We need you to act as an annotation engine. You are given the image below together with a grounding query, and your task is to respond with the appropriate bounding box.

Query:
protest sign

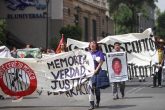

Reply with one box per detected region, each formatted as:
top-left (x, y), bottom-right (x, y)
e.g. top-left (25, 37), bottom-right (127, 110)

top-left (0, 50), bottom-right (94, 97)
top-left (106, 52), bottom-right (128, 82)
top-left (17, 48), bottom-right (42, 58)
top-left (0, 46), bottom-right (12, 58)
top-left (67, 28), bottom-right (157, 78)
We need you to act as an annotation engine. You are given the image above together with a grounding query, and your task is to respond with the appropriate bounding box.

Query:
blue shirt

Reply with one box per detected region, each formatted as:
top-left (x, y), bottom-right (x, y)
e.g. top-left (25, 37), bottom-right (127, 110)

top-left (91, 50), bottom-right (105, 69)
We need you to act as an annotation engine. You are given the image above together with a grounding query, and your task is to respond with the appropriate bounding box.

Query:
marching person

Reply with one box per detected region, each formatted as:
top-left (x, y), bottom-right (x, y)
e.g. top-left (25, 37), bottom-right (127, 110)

top-left (112, 42), bottom-right (126, 100)
top-left (10, 46), bottom-right (17, 58)
top-left (56, 42), bottom-right (67, 54)
top-left (26, 44), bottom-right (31, 48)
top-left (88, 41), bottom-right (105, 110)
top-left (152, 38), bottom-right (165, 88)
top-left (46, 48), bottom-right (55, 55)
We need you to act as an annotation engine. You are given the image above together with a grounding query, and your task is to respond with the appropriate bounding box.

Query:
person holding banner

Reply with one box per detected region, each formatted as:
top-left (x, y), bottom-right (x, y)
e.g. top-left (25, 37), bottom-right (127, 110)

top-left (46, 48), bottom-right (55, 55)
top-left (152, 39), bottom-right (165, 88)
top-left (56, 43), bottom-right (67, 54)
top-left (112, 42), bottom-right (126, 100)
top-left (10, 46), bottom-right (17, 58)
top-left (88, 41), bottom-right (105, 110)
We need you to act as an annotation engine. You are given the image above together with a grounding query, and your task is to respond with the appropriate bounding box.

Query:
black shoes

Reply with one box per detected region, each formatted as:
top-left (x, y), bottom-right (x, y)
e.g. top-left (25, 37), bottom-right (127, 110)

top-left (0, 95), bottom-right (5, 100)
top-left (95, 102), bottom-right (99, 108)
top-left (88, 101), bottom-right (100, 110)
top-left (151, 85), bottom-right (162, 88)
top-left (139, 79), bottom-right (145, 82)
top-left (122, 92), bottom-right (125, 99)
top-left (151, 86), bottom-right (156, 88)
top-left (113, 94), bottom-right (125, 100)
top-left (122, 94), bottom-right (124, 99)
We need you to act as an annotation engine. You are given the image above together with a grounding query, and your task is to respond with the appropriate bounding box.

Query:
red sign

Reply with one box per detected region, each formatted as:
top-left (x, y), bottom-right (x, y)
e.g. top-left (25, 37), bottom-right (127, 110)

top-left (0, 61), bottom-right (37, 96)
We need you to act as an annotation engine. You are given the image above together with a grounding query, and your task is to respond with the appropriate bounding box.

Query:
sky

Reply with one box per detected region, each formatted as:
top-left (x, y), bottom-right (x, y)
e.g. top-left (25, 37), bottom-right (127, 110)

top-left (156, 0), bottom-right (165, 12)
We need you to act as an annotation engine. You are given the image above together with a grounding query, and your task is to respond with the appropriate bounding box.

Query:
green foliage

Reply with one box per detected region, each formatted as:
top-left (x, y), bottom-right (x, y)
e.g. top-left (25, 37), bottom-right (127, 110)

top-left (0, 20), bottom-right (6, 44)
top-left (50, 25), bottom-right (82, 48)
top-left (157, 12), bottom-right (165, 28)
top-left (115, 4), bottom-right (132, 34)
top-left (108, 0), bottom-right (157, 34)
top-left (59, 25), bottom-right (82, 41)
top-left (156, 11), bottom-right (165, 37)
top-left (50, 33), bottom-right (61, 49)
top-left (116, 4), bottom-right (132, 23)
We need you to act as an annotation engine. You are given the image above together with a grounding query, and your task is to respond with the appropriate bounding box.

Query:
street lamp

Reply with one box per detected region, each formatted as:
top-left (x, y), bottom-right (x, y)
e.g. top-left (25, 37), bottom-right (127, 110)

top-left (137, 12), bottom-right (142, 33)
top-left (46, 0), bottom-right (49, 49)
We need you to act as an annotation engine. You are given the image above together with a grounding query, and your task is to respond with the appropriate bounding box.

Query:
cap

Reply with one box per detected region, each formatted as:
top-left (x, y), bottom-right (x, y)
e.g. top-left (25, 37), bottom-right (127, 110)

top-left (158, 39), bottom-right (165, 43)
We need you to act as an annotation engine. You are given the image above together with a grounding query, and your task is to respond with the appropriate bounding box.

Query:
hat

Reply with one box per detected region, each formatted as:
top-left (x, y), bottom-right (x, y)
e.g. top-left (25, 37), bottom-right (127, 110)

top-left (158, 39), bottom-right (165, 43)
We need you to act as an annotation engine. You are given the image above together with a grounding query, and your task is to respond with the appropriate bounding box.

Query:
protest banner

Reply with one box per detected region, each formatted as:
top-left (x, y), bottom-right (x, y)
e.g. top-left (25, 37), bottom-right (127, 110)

top-left (106, 52), bottom-right (128, 82)
top-left (0, 50), bottom-right (94, 97)
top-left (17, 48), bottom-right (42, 58)
top-left (0, 46), bottom-right (12, 58)
top-left (67, 28), bottom-right (157, 78)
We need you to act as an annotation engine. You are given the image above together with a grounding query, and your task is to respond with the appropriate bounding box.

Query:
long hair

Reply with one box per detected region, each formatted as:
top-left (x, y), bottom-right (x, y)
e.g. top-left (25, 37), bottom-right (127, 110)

top-left (88, 41), bottom-right (99, 50)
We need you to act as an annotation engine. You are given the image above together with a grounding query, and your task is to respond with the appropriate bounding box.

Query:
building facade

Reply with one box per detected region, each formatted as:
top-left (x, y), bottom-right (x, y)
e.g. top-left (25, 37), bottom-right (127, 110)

top-left (0, 0), bottom-right (113, 48)
top-left (63, 0), bottom-right (113, 41)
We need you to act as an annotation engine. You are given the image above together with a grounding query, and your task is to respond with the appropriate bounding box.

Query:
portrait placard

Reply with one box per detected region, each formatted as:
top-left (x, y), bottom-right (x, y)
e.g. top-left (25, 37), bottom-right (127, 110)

top-left (106, 52), bottom-right (128, 82)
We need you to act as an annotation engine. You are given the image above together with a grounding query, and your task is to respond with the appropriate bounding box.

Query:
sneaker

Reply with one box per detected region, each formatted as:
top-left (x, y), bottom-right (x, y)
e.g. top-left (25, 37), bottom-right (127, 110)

top-left (158, 85), bottom-right (162, 88)
top-left (89, 101), bottom-right (94, 110)
top-left (95, 103), bottom-right (99, 108)
top-left (113, 95), bottom-right (119, 100)
top-left (151, 86), bottom-right (156, 88)
top-left (88, 106), bottom-right (94, 110)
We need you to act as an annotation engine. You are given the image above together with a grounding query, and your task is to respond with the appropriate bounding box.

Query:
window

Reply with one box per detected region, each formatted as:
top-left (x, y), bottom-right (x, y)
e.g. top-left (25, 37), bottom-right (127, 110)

top-left (92, 19), bottom-right (97, 41)
top-left (84, 17), bottom-right (88, 41)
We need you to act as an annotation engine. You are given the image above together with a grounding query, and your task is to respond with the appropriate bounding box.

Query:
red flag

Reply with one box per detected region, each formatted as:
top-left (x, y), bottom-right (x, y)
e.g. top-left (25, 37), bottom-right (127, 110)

top-left (55, 34), bottom-right (64, 54)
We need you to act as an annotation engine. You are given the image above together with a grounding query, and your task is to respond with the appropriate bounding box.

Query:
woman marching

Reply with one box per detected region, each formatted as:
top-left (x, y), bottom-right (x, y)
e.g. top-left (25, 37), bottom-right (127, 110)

top-left (88, 41), bottom-right (105, 110)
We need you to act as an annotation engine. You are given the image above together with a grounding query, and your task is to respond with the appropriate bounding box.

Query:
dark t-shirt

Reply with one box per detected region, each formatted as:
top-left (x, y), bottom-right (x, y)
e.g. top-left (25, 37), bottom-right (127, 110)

top-left (91, 50), bottom-right (105, 69)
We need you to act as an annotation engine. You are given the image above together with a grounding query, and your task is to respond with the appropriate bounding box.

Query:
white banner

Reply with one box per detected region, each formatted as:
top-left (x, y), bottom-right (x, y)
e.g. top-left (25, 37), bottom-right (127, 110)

top-left (106, 52), bottom-right (128, 82)
top-left (67, 28), bottom-right (157, 78)
top-left (0, 46), bottom-right (12, 58)
top-left (0, 50), bottom-right (94, 97)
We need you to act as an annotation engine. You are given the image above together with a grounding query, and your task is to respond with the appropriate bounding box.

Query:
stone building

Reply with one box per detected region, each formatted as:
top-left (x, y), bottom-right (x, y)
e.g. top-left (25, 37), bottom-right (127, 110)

top-left (0, 0), bottom-right (113, 48)
top-left (63, 0), bottom-right (113, 41)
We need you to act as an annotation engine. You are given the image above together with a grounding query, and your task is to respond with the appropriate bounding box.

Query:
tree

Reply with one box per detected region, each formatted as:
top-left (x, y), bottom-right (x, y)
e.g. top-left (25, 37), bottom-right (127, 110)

top-left (115, 4), bottom-right (132, 34)
top-left (59, 25), bottom-right (82, 42)
top-left (0, 19), bottom-right (6, 45)
top-left (108, 0), bottom-right (157, 34)
top-left (156, 11), bottom-right (165, 37)
top-left (50, 25), bottom-right (82, 48)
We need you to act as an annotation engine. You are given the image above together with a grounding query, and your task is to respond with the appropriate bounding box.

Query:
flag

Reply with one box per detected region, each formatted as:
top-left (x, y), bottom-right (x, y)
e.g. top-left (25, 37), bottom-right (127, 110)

top-left (55, 34), bottom-right (64, 54)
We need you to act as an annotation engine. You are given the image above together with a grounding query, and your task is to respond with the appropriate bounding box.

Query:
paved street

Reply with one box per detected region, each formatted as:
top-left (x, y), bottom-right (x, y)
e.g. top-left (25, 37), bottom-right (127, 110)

top-left (0, 77), bottom-right (165, 110)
